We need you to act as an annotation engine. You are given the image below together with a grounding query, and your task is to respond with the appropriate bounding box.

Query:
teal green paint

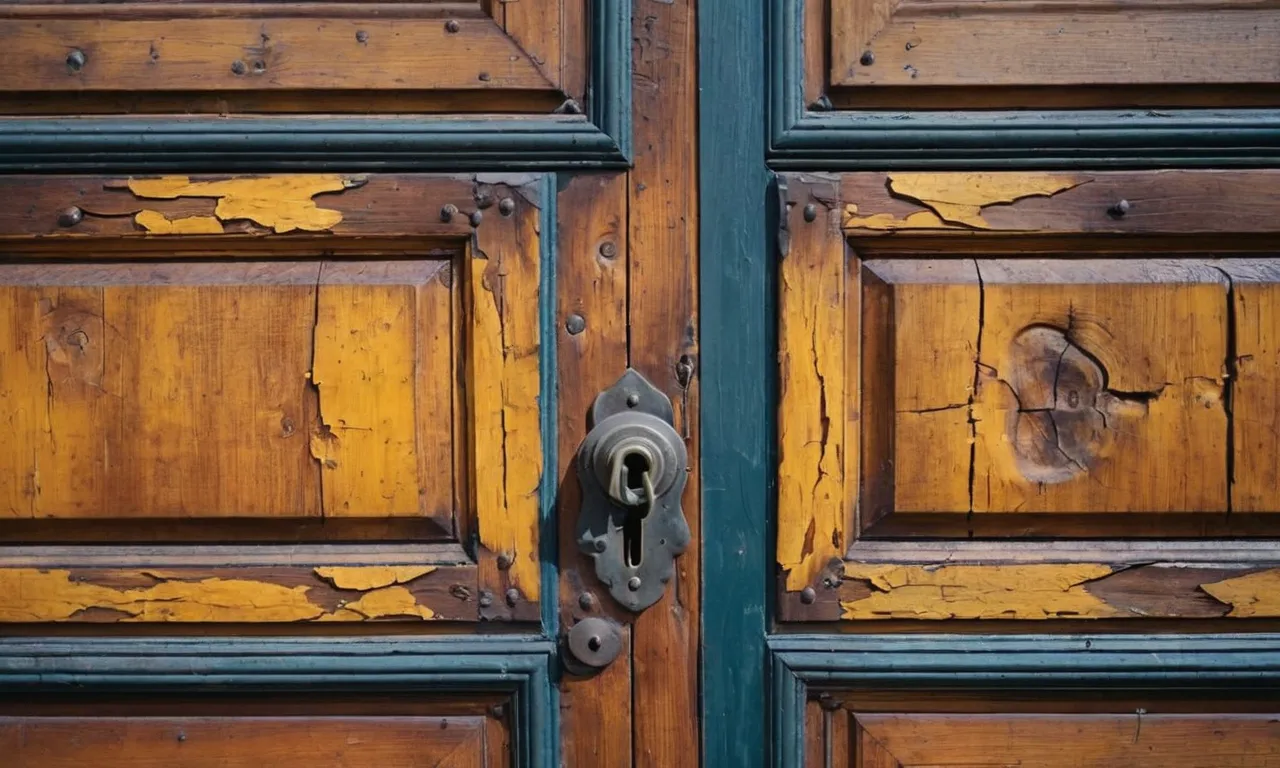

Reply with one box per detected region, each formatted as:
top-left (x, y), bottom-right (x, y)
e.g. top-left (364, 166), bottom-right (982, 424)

top-left (538, 173), bottom-right (562, 768)
top-left (770, 634), bottom-right (1280, 767)
top-left (0, 637), bottom-right (556, 767)
top-left (768, 0), bottom-right (1280, 168)
top-left (699, 0), bottom-right (770, 765)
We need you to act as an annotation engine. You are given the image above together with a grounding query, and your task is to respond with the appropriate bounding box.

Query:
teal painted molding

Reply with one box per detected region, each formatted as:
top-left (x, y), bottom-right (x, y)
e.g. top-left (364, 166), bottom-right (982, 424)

top-left (699, 0), bottom-right (771, 764)
top-left (770, 634), bottom-right (1280, 767)
top-left (0, 636), bottom-right (556, 767)
top-left (768, 0), bottom-right (1280, 168)
top-left (0, 0), bottom-right (629, 172)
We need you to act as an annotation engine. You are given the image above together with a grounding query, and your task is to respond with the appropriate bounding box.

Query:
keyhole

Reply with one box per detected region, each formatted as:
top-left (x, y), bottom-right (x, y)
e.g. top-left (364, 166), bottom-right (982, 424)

top-left (622, 451), bottom-right (651, 567)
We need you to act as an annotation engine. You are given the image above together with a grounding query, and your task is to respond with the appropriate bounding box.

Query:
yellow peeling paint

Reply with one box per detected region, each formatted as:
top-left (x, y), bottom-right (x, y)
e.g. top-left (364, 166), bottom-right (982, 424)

top-left (0, 568), bottom-right (444, 623)
top-left (844, 173), bottom-right (1084, 231)
top-left (1201, 569), bottom-right (1280, 617)
top-left (322, 586), bottom-right (436, 621)
top-left (134, 210), bottom-right (225, 235)
top-left (313, 565), bottom-right (437, 591)
top-left (840, 563), bottom-right (1118, 620)
top-left (127, 175), bottom-right (359, 233)
top-left (467, 220), bottom-right (541, 601)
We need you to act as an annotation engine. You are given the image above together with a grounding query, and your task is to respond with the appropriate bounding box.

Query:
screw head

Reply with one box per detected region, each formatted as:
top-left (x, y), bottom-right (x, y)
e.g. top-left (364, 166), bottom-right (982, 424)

top-left (440, 203), bottom-right (459, 222)
top-left (565, 313), bottom-right (586, 335)
top-left (231, 59), bottom-right (247, 75)
top-left (498, 197), bottom-right (516, 216)
top-left (802, 203), bottom-right (818, 223)
top-left (627, 576), bottom-right (642, 592)
top-left (860, 50), bottom-right (875, 66)
top-left (505, 588), bottom-right (520, 606)
top-left (625, 393), bottom-right (640, 407)
top-left (355, 30), bottom-right (369, 43)
top-left (445, 19), bottom-right (461, 33)
top-left (593, 539), bottom-right (607, 553)
top-left (578, 592), bottom-right (596, 611)
top-left (800, 586), bottom-right (817, 604)
top-left (56, 206), bottom-right (83, 228)
top-left (598, 241), bottom-right (618, 259)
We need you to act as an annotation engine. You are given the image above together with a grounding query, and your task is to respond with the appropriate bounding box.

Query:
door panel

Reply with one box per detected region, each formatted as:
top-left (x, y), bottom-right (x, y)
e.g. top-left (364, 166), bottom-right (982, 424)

top-left (0, 173), bottom-right (543, 624)
top-left (777, 170), bottom-right (1280, 623)
top-left (0, 0), bottom-right (585, 115)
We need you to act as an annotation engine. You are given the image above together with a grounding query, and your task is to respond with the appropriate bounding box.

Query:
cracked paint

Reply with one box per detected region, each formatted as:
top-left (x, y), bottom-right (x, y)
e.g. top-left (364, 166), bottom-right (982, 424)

top-left (841, 563), bottom-right (1119, 619)
top-left (845, 172), bottom-right (1085, 231)
top-left (0, 567), bottom-right (445, 623)
top-left (1200, 570), bottom-right (1280, 617)
top-left (128, 175), bottom-right (363, 234)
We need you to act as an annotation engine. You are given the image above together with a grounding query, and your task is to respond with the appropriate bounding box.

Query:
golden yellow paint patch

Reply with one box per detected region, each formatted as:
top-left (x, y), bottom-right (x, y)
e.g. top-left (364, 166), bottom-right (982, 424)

top-left (841, 563), bottom-right (1118, 620)
top-left (313, 565), bottom-right (437, 591)
top-left (1201, 570), bottom-right (1280, 617)
top-left (323, 586), bottom-right (436, 621)
top-left (134, 210), bottom-right (224, 235)
top-left (886, 173), bottom-right (1084, 229)
top-left (843, 204), bottom-right (955, 232)
top-left (127, 175), bottom-right (359, 233)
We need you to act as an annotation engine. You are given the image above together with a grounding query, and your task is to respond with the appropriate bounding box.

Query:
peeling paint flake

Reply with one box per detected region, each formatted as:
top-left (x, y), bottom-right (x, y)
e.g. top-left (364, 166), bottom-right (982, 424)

top-left (133, 210), bottom-right (225, 235)
top-left (841, 563), bottom-right (1118, 620)
top-left (845, 173), bottom-right (1084, 231)
top-left (313, 565), bottom-right (436, 591)
top-left (127, 174), bottom-right (363, 233)
top-left (321, 586), bottom-right (436, 621)
top-left (1201, 569), bottom-right (1280, 617)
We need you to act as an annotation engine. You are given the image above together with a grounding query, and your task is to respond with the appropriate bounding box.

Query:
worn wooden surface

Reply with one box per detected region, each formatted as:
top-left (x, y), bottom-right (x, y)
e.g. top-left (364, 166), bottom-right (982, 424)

top-left (0, 562), bottom-right (477, 622)
top-left (0, 260), bottom-right (453, 523)
top-left (777, 176), bottom-right (850, 593)
top-left (828, 0), bottom-right (1280, 108)
top-left (2, 715), bottom-right (499, 767)
top-left (555, 174), bottom-right (631, 767)
top-left (629, 0), bottom-right (700, 756)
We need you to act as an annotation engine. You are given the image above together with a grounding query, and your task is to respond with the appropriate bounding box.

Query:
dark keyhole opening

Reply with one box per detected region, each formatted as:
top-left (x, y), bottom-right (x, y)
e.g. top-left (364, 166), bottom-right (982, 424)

top-left (622, 451), bottom-right (651, 567)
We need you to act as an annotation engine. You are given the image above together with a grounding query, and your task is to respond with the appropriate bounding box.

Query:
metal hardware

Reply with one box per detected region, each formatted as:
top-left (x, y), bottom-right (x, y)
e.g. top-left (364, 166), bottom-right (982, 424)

top-left (498, 197), bottom-right (516, 216)
top-left (565, 313), bottom-right (586, 335)
top-left (440, 203), bottom-right (458, 222)
top-left (563, 616), bottom-right (623, 672)
top-left (576, 369), bottom-right (690, 612)
top-left (66, 49), bottom-right (86, 72)
top-left (445, 19), bottom-right (460, 33)
top-left (231, 60), bottom-right (247, 76)
top-left (802, 203), bottom-right (818, 222)
top-left (355, 30), bottom-right (369, 43)
top-left (859, 50), bottom-right (875, 66)
top-left (56, 206), bottom-right (83, 228)
top-left (1108, 199), bottom-right (1131, 218)
top-left (598, 241), bottom-right (618, 259)
top-left (800, 586), bottom-right (816, 604)
top-left (469, 210), bottom-right (483, 227)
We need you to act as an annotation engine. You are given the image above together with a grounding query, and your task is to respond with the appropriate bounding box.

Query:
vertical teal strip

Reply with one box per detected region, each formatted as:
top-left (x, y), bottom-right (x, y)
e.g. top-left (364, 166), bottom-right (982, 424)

top-left (538, 172), bottom-right (561, 768)
top-left (700, 0), bottom-right (771, 764)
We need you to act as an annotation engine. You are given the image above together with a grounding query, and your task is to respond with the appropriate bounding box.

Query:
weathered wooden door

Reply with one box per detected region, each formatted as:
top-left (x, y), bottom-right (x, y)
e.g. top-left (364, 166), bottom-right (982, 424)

top-left (700, 0), bottom-right (1280, 766)
top-left (0, 0), bottom-right (700, 764)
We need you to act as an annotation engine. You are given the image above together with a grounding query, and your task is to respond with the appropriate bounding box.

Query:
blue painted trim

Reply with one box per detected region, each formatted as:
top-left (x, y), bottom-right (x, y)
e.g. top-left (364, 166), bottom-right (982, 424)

top-left (537, 173), bottom-right (562, 768)
top-left (767, 0), bottom-right (1280, 168)
top-left (0, 0), bottom-right (630, 172)
top-left (0, 636), bottom-right (556, 767)
top-left (699, 0), bottom-right (771, 765)
top-left (770, 634), bottom-right (1280, 767)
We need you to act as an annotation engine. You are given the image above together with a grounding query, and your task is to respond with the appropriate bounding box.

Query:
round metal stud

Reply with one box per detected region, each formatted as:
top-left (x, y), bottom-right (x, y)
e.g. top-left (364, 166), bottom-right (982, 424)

top-left (231, 59), bottom-right (247, 75)
top-left (57, 206), bottom-right (83, 228)
top-left (800, 586), bottom-right (816, 604)
top-left (66, 49), bottom-right (87, 72)
top-left (627, 576), bottom-right (642, 592)
top-left (565, 617), bottom-right (623, 670)
top-left (860, 50), bottom-right (875, 66)
top-left (599, 241), bottom-right (618, 259)
top-left (498, 197), bottom-right (516, 216)
top-left (445, 19), bottom-right (461, 33)
top-left (802, 203), bottom-right (818, 222)
top-left (440, 203), bottom-right (459, 222)
top-left (505, 588), bottom-right (520, 607)
top-left (578, 592), bottom-right (596, 611)
top-left (565, 313), bottom-right (586, 335)
top-left (355, 30), bottom-right (369, 43)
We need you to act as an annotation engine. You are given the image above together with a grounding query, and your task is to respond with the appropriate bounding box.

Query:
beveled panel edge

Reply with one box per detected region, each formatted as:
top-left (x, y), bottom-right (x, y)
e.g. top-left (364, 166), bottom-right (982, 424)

top-left (767, 0), bottom-right (1280, 169)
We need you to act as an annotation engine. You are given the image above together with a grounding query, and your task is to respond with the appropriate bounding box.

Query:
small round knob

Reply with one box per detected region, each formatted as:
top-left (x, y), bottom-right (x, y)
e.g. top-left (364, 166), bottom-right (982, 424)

top-left (565, 617), bottom-right (622, 671)
top-left (57, 206), bottom-right (83, 228)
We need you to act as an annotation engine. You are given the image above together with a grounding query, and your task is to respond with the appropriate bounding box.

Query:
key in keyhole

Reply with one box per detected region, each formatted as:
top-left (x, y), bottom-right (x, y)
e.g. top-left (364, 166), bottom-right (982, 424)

top-left (612, 449), bottom-right (653, 567)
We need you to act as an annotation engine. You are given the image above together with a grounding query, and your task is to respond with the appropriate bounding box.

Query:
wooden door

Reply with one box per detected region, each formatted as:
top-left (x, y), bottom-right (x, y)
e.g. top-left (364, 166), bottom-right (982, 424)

top-left (0, 0), bottom-right (699, 762)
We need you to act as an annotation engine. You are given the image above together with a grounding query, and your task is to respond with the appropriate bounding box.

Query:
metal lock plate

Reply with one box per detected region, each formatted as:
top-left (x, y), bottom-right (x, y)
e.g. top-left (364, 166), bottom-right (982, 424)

top-left (576, 369), bottom-right (690, 612)
top-left (564, 617), bottom-right (623, 672)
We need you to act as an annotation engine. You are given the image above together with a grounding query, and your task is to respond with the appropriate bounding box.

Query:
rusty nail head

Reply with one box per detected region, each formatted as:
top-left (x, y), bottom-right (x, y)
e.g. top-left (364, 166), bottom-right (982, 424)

top-left (231, 59), bottom-right (247, 75)
top-left (627, 576), bottom-right (642, 592)
top-left (496, 552), bottom-right (513, 570)
top-left (440, 203), bottom-right (458, 222)
top-left (355, 30), bottom-right (369, 43)
top-left (860, 50), bottom-right (875, 66)
top-left (800, 586), bottom-right (816, 604)
top-left (478, 591), bottom-right (493, 608)
top-left (66, 49), bottom-right (87, 71)
top-left (469, 211), bottom-right (483, 227)
top-left (598, 241), bottom-right (618, 259)
top-left (498, 197), bottom-right (516, 216)
top-left (445, 19), bottom-right (460, 33)
top-left (57, 206), bottom-right (83, 228)
top-left (578, 592), bottom-right (596, 611)
top-left (803, 203), bottom-right (818, 222)
top-left (566, 313), bottom-right (586, 335)
top-left (505, 588), bottom-right (520, 606)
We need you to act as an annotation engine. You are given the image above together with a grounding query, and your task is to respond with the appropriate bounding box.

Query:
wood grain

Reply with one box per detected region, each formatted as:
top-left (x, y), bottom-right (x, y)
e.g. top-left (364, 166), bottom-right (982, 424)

top-left (778, 176), bottom-right (849, 592)
top-left (555, 173), bottom-right (631, 768)
top-left (1, 716), bottom-right (494, 767)
top-left (629, 0), bottom-right (700, 756)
